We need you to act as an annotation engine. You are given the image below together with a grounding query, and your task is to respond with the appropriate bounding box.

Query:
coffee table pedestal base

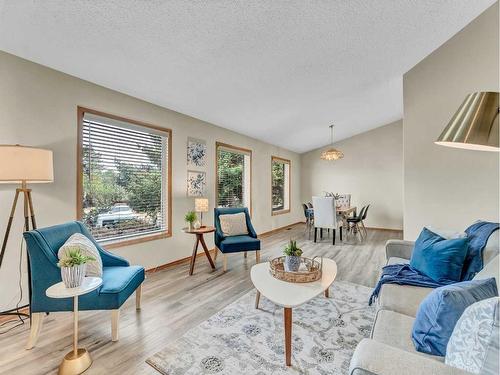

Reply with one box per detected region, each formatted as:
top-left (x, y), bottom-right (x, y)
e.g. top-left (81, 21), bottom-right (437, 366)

top-left (58, 348), bottom-right (92, 375)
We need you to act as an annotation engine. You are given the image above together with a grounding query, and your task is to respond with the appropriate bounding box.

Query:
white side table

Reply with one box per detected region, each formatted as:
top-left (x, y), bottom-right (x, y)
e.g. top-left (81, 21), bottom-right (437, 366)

top-left (46, 277), bottom-right (102, 375)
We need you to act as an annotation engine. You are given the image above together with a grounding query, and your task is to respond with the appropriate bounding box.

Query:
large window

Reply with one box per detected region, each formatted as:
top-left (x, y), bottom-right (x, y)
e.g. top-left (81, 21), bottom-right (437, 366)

top-left (216, 142), bottom-right (252, 210)
top-left (271, 156), bottom-right (290, 215)
top-left (77, 107), bottom-right (171, 247)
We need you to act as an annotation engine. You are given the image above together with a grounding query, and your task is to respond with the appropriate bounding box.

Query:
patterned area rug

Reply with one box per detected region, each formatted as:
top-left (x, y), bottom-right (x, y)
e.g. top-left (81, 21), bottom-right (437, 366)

top-left (147, 281), bottom-right (375, 374)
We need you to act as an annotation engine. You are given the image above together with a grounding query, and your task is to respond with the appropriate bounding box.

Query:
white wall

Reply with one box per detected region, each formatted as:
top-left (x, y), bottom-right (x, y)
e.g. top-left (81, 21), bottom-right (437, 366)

top-left (403, 3), bottom-right (499, 240)
top-left (301, 120), bottom-right (403, 230)
top-left (0, 51), bottom-right (303, 310)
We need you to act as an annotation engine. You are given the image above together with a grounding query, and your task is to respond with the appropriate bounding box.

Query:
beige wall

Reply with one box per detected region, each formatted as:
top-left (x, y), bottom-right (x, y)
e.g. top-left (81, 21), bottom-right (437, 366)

top-left (403, 3), bottom-right (499, 240)
top-left (0, 51), bottom-right (303, 309)
top-left (301, 120), bottom-right (403, 230)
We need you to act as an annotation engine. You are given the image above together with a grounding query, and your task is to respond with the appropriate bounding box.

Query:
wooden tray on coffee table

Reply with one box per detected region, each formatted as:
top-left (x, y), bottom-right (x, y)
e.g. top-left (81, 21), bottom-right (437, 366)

top-left (269, 256), bottom-right (322, 283)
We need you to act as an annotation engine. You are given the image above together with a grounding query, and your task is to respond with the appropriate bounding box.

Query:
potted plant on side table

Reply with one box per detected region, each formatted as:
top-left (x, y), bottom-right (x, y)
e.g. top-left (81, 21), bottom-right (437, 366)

top-left (283, 239), bottom-right (303, 272)
top-left (185, 211), bottom-right (197, 231)
top-left (57, 248), bottom-right (96, 288)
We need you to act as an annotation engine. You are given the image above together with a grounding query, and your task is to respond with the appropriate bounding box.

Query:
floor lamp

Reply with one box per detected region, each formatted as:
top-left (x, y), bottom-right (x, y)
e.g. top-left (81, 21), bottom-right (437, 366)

top-left (0, 145), bottom-right (54, 319)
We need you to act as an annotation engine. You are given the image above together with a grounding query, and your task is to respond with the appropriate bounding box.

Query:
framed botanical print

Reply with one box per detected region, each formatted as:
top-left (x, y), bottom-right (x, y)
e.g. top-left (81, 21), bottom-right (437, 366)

top-left (187, 138), bottom-right (207, 168)
top-left (187, 170), bottom-right (206, 197)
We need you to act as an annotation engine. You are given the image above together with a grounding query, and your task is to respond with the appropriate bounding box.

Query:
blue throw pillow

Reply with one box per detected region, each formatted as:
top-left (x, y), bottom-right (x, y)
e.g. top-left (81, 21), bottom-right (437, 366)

top-left (410, 228), bottom-right (469, 283)
top-left (412, 278), bottom-right (498, 356)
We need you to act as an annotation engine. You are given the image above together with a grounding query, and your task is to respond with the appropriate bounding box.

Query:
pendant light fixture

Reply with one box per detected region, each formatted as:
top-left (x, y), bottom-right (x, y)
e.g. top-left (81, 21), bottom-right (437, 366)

top-left (320, 124), bottom-right (344, 160)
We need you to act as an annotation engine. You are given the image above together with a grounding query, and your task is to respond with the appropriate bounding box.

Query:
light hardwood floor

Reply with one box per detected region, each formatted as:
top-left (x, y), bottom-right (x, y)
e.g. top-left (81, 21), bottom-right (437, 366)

top-left (0, 224), bottom-right (402, 375)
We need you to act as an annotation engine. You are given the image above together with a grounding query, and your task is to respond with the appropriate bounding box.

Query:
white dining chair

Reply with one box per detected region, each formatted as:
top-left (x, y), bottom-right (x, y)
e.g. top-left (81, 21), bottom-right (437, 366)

top-left (312, 196), bottom-right (343, 245)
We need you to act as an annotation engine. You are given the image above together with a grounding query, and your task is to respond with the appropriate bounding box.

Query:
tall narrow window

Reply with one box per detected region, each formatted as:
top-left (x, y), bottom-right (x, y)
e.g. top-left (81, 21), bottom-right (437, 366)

top-left (216, 142), bottom-right (252, 210)
top-left (271, 156), bottom-right (290, 215)
top-left (77, 107), bottom-right (171, 246)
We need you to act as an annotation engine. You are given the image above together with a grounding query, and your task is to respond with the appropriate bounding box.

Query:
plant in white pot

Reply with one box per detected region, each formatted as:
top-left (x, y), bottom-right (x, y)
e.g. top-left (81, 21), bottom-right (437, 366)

top-left (57, 247), bottom-right (96, 288)
top-left (185, 211), bottom-right (197, 231)
top-left (283, 239), bottom-right (303, 272)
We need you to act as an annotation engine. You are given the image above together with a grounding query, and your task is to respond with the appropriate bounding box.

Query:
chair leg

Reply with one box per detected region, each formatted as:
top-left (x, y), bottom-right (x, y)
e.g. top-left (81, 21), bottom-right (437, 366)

top-left (136, 284), bottom-right (142, 310)
top-left (213, 247), bottom-right (218, 262)
top-left (314, 227), bottom-right (318, 243)
top-left (111, 309), bottom-right (120, 342)
top-left (332, 229), bottom-right (336, 245)
top-left (25, 312), bottom-right (44, 350)
top-left (361, 221), bottom-right (368, 236)
top-left (340, 226), bottom-right (343, 241)
top-left (256, 250), bottom-right (260, 264)
top-left (223, 254), bottom-right (228, 272)
top-left (244, 251), bottom-right (247, 258)
top-left (320, 228), bottom-right (323, 239)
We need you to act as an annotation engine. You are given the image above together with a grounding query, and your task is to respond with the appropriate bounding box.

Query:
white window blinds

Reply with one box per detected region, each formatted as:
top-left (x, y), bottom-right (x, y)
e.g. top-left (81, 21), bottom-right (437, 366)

top-left (80, 111), bottom-right (169, 243)
top-left (216, 144), bottom-right (251, 209)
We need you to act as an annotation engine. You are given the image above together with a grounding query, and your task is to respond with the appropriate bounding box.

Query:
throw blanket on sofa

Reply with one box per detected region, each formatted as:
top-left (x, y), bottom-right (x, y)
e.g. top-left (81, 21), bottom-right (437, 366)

top-left (462, 221), bottom-right (499, 280)
top-left (368, 264), bottom-right (452, 305)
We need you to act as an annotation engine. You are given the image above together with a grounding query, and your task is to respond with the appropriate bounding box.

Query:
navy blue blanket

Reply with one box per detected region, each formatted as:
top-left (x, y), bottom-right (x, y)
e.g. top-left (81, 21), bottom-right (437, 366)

top-left (462, 221), bottom-right (499, 280)
top-left (368, 264), bottom-right (451, 305)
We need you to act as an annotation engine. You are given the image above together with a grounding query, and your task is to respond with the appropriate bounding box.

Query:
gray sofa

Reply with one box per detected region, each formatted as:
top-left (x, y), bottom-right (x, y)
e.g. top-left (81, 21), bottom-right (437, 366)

top-left (349, 231), bottom-right (499, 375)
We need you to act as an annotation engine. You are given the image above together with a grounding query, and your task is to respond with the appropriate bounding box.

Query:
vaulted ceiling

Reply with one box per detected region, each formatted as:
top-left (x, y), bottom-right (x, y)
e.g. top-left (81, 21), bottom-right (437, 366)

top-left (0, 0), bottom-right (495, 152)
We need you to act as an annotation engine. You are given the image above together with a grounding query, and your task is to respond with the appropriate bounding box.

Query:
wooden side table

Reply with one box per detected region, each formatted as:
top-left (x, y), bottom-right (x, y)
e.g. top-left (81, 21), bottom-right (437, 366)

top-left (182, 226), bottom-right (216, 275)
top-left (46, 277), bottom-right (102, 375)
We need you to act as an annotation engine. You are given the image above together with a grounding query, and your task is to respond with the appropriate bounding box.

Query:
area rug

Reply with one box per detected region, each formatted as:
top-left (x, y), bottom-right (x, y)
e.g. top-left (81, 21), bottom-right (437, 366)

top-left (146, 281), bottom-right (375, 374)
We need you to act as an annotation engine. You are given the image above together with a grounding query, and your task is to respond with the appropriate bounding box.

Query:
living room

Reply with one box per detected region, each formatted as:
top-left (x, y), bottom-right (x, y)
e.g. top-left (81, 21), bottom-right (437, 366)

top-left (0, 1), bottom-right (498, 374)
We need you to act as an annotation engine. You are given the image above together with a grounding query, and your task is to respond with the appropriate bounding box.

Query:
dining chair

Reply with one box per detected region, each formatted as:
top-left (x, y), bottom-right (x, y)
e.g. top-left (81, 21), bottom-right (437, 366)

top-left (302, 203), bottom-right (313, 238)
top-left (347, 205), bottom-right (368, 240)
top-left (312, 196), bottom-right (343, 245)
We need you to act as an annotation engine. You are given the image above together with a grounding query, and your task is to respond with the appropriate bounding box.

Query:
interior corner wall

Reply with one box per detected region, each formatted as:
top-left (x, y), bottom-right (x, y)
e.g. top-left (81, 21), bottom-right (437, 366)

top-left (0, 51), bottom-right (303, 310)
top-left (403, 2), bottom-right (499, 240)
top-left (300, 120), bottom-right (404, 230)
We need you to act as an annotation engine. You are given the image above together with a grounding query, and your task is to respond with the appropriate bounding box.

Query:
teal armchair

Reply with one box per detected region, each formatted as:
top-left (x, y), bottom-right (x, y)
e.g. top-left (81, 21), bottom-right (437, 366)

top-left (23, 221), bottom-right (144, 349)
top-left (214, 207), bottom-right (261, 271)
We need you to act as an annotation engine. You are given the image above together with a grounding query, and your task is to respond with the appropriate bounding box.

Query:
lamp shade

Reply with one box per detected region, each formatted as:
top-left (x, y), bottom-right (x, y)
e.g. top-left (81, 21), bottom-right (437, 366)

top-left (0, 145), bottom-right (54, 183)
top-left (435, 92), bottom-right (499, 151)
top-left (195, 198), bottom-right (209, 212)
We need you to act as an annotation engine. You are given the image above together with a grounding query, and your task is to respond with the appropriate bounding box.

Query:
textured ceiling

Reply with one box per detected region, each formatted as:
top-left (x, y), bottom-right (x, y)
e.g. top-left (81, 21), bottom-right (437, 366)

top-left (0, 0), bottom-right (495, 153)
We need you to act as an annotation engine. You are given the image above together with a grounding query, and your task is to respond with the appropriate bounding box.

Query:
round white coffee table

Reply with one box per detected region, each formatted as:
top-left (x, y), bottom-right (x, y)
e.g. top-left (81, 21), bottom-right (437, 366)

top-left (250, 258), bottom-right (337, 367)
top-left (46, 277), bottom-right (102, 375)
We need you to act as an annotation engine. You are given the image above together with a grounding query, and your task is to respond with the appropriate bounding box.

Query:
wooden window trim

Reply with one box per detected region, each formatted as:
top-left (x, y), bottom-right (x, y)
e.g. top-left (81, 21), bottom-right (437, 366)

top-left (76, 106), bottom-right (172, 249)
top-left (271, 156), bottom-right (291, 216)
top-left (215, 141), bottom-right (253, 215)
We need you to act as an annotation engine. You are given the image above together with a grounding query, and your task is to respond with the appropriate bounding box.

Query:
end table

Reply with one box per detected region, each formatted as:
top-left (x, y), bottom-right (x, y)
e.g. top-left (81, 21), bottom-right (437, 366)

top-left (46, 277), bottom-right (102, 375)
top-left (182, 226), bottom-right (216, 275)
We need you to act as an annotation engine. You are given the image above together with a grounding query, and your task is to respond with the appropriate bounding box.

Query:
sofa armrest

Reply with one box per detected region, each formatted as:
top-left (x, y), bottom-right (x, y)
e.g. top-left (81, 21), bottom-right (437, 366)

top-left (385, 240), bottom-right (414, 262)
top-left (350, 339), bottom-right (473, 375)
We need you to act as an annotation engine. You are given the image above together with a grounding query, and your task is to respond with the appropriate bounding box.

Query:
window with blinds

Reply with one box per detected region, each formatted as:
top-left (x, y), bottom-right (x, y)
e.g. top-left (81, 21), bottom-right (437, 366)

top-left (78, 108), bottom-right (171, 244)
top-left (216, 142), bottom-right (251, 209)
top-left (271, 156), bottom-right (290, 214)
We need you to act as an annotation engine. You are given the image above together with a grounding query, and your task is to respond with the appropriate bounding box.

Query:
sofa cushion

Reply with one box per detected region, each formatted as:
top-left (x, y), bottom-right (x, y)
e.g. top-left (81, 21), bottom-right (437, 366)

top-left (219, 235), bottom-right (260, 253)
top-left (378, 283), bottom-right (433, 317)
top-left (410, 227), bottom-right (469, 283)
top-left (371, 310), bottom-right (444, 362)
top-left (482, 230), bottom-right (499, 266)
top-left (386, 256), bottom-right (409, 266)
top-left (446, 297), bottom-right (499, 375)
top-left (412, 278), bottom-right (498, 356)
top-left (473, 255), bottom-right (499, 290)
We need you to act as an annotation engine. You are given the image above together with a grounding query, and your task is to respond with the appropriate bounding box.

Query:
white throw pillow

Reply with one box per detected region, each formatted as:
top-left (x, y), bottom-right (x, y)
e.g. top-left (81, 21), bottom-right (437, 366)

top-left (219, 212), bottom-right (248, 237)
top-left (58, 233), bottom-right (103, 277)
top-left (445, 297), bottom-right (499, 375)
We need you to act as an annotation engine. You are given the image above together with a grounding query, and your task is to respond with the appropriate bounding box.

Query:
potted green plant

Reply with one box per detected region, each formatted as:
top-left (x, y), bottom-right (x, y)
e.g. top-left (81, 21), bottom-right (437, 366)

top-left (283, 239), bottom-right (303, 272)
top-left (185, 211), bottom-right (197, 231)
top-left (57, 247), bottom-right (96, 288)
